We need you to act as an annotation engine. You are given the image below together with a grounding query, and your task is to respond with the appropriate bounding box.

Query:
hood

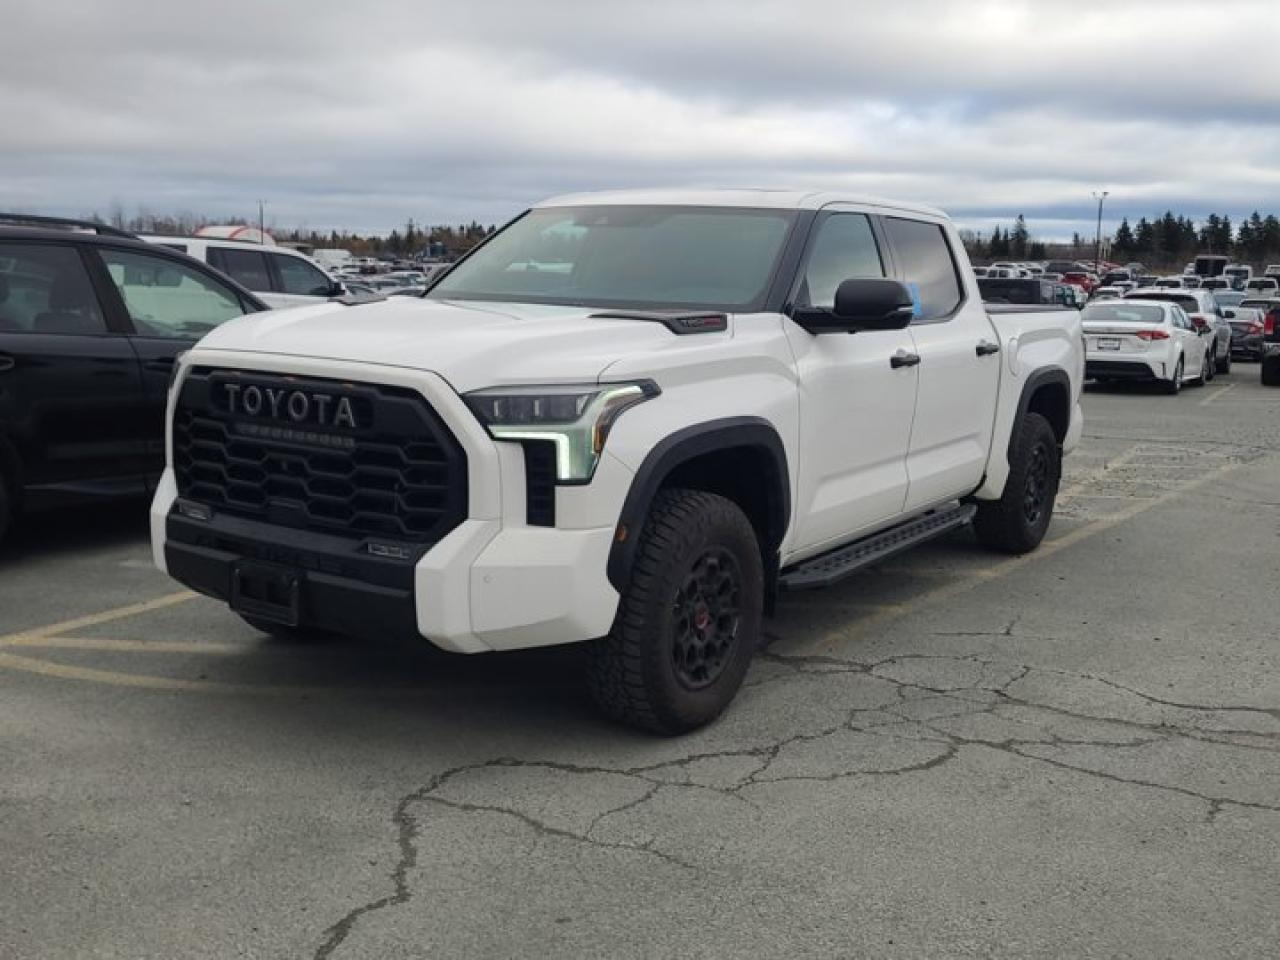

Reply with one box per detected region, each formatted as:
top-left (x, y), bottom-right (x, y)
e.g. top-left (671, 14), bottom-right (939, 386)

top-left (196, 297), bottom-right (707, 393)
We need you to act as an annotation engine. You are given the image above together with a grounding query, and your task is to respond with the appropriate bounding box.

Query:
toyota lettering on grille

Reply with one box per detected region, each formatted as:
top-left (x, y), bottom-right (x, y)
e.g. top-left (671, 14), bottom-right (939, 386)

top-left (223, 383), bottom-right (358, 429)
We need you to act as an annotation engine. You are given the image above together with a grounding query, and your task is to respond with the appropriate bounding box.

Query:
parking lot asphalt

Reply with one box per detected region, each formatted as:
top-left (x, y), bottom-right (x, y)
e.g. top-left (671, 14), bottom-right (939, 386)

top-left (3, 372), bottom-right (1280, 960)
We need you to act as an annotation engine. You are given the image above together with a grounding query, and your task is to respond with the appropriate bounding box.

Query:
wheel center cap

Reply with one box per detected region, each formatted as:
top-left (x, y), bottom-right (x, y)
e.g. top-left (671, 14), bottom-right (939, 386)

top-left (694, 605), bottom-right (712, 632)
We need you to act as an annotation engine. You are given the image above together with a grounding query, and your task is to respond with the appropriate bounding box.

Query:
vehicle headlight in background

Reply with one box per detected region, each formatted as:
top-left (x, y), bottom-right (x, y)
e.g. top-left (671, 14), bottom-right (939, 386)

top-left (464, 381), bottom-right (659, 482)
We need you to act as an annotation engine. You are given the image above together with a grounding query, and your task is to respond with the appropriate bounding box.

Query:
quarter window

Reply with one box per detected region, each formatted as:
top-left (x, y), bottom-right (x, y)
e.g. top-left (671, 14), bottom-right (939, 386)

top-left (0, 243), bottom-right (107, 334)
top-left (798, 213), bottom-right (885, 309)
top-left (211, 247), bottom-right (271, 292)
top-left (98, 248), bottom-right (246, 339)
top-left (883, 217), bottom-right (964, 321)
top-left (271, 253), bottom-right (332, 297)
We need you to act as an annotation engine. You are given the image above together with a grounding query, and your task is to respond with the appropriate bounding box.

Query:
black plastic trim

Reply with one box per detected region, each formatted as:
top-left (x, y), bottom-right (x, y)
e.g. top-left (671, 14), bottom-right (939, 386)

top-left (590, 310), bottom-right (728, 334)
top-left (606, 417), bottom-right (790, 592)
top-left (520, 439), bottom-right (557, 526)
top-left (1010, 366), bottom-right (1071, 457)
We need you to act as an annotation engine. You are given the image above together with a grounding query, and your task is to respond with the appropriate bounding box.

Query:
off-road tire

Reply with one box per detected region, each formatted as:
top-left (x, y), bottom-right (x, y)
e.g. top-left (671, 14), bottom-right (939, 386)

top-left (586, 488), bottom-right (763, 734)
top-left (973, 413), bottom-right (1061, 555)
top-left (1262, 357), bottom-right (1280, 386)
top-left (1163, 357), bottom-right (1184, 395)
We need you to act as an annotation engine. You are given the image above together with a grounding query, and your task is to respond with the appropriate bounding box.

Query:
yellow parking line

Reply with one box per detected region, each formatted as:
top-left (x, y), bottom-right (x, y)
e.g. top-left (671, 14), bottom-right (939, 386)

top-left (809, 459), bottom-right (1241, 654)
top-left (1057, 444), bottom-right (1142, 503)
top-left (0, 649), bottom-right (316, 694)
top-left (1199, 383), bottom-right (1236, 407)
top-left (0, 591), bottom-right (197, 647)
top-left (2, 636), bottom-right (245, 654)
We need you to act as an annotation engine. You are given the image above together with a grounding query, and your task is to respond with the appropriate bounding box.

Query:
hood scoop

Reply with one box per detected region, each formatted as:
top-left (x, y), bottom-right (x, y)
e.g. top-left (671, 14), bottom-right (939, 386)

top-left (590, 310), bottom-right (728, 335)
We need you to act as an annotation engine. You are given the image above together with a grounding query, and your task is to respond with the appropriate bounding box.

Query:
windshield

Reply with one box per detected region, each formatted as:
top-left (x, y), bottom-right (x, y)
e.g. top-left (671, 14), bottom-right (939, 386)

top-left (427, 205), bottom-right (797, 311)
top-left (1083, 303), bottom-right (1165, 324)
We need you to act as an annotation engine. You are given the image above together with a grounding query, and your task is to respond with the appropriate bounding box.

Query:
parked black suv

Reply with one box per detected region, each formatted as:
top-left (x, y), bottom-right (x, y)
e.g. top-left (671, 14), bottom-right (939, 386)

top-left (0, 215), bottom-right (268, 543)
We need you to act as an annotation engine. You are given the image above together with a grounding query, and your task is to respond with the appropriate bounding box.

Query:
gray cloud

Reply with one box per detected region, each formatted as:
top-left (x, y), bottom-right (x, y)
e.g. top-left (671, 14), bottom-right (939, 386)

top-left (2, 0), bottom-right (1278, 238)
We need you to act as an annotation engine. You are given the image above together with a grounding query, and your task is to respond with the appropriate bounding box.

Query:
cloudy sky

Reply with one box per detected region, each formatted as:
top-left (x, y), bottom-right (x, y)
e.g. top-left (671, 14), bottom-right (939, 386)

top-left (3, 0), bottom-right (1278, 240)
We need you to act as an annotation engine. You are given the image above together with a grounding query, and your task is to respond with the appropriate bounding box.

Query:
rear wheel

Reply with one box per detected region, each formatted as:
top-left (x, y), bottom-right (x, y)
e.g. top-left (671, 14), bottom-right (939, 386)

top-left (1163, 357), bottom-right (1184, 395)
top-left (586, 488), bottom-right (762, 734)
top-left (973, 413), bottom-right (1061, 555)
top-left (1262, 357), bottom-right (1280, 386)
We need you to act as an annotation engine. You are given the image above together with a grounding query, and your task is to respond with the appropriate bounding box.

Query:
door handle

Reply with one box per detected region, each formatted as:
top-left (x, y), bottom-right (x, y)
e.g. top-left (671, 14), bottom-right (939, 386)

top-left (890, 350), bottom-right (921, 369)
top-left (0, 354), bottom-right (14, 373)
top-left (975, 340), bottom-right (1001, 356)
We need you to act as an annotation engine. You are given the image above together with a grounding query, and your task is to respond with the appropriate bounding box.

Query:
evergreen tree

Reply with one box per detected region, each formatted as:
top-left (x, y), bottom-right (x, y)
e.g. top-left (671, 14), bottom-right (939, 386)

top-left (1112, 218), bottom-right (1135, 259)
top-left (1133, 218), bottom-right (1155, 259)
top-left (1261, 215), bottom-right (1280, 262)
top-left (1010, 215), bottom-right (1029, 259)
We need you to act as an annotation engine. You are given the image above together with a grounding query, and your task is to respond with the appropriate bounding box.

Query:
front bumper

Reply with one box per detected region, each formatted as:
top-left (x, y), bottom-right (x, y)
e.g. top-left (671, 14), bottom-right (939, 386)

top-left (150, 350), bottom-right (628, 654)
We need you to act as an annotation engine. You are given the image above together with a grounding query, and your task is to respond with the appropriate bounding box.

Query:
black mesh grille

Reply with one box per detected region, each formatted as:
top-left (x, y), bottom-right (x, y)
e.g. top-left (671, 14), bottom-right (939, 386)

top-left (173, 368), bottom-right (467, 544)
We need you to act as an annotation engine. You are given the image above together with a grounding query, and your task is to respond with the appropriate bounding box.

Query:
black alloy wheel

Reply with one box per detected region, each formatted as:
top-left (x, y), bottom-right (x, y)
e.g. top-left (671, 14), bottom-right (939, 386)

top-left (1022, 443), bottom-right (1051, 527)
top-left (671, 548), bottom-right (742, 690)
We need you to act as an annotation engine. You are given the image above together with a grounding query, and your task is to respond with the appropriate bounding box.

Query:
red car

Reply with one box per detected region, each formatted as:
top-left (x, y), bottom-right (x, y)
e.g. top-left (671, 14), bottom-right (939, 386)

top-left (1062, 270), bottom-right (1098, 294)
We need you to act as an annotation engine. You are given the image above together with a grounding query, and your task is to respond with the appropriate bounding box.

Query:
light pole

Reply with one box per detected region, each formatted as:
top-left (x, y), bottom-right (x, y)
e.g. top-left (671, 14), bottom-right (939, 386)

top-left (257, 199), bottom-right (266, 243)
top-left (1093, 190), bottom-right (1109, 273)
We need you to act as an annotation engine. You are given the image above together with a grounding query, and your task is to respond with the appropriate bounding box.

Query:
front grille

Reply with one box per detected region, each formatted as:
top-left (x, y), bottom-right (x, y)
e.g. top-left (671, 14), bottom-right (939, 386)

top-left (173, 368), bottom-right (467, 544)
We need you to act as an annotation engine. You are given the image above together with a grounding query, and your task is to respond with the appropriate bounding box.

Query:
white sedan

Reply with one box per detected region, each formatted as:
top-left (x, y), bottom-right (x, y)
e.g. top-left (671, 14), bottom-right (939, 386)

top-left (1083, 299), bottom-right (1211, 395)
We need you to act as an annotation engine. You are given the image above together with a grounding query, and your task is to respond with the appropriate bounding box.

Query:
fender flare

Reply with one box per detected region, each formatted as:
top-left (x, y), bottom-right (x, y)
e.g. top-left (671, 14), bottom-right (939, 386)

top-left (606, 416), bottom-right (791, 592)
top-left (1009, 366), bottom-right (1071, 457)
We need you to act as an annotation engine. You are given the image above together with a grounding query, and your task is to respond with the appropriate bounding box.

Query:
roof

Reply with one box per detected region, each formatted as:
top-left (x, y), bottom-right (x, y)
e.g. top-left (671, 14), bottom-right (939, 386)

top-left (535, 187), bottom-right (949, 219)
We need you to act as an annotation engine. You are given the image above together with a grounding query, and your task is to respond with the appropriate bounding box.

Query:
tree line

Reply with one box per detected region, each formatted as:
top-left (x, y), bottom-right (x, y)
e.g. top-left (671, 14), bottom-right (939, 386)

top-left (87, 206), bottom-right (497, 258)
top-left (963, 210), bottom-right (1280, 270)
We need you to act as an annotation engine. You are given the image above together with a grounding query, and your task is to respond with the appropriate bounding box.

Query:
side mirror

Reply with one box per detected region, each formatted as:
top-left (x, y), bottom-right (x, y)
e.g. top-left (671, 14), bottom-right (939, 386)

top-left (327, 280), bottom-right (346, 297)
top-left (793, 279), bottom-right (916, 334)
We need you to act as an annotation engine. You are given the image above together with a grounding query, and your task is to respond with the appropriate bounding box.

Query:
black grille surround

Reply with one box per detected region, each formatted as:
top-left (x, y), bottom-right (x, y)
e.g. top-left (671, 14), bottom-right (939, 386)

top-left (173, 367), bottom-right (468, 546)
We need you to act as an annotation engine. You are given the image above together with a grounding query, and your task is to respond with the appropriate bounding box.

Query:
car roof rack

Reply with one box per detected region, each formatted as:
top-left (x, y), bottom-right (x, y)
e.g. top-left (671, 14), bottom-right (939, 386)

top-left (0, 213), bottom-right (137, 239)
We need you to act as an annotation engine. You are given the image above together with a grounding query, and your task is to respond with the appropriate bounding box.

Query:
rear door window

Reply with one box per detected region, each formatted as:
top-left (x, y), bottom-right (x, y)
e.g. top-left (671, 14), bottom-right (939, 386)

top-left (270, 253), bottom-right (333, 296)
top-left (97, 248), bottom-right (247, 339)
top-left (209, 247), bottom-right (271, 292)
top-left (883, 217), bottom-right (964, 321)
top-left (0, 243), bottom-right (107, 334)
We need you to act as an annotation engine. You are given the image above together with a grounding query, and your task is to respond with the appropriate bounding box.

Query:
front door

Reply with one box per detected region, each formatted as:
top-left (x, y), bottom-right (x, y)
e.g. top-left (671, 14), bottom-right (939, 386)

top-left (0, 241), bottom-right (148, 498)
top-left (90, 245), bottom-right (259, 482)
top-left (784, 211), bottom-right (919, 557)
top-left (881, 217), bottom-right (1001, 512)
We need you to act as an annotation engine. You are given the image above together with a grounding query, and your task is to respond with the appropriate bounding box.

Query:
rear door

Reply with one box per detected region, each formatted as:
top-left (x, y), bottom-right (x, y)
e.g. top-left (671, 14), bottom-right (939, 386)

top-left (0, 240), bottom-right (149, 498)
top-left (89, 244), bottom-right (260, 482)
top-left (882, 216), bottom-right (1001, 512)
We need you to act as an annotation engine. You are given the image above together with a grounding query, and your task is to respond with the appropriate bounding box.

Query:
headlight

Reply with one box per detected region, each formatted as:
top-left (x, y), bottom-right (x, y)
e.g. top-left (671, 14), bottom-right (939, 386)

top-left (464, 381), bottom-right (659, 482)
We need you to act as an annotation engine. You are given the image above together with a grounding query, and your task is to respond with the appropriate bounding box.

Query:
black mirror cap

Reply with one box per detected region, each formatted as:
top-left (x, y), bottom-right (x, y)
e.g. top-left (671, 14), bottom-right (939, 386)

top-left (834, 278), bottom-right (916, 329)
top-left (792, 278), bottom-right (917, 334)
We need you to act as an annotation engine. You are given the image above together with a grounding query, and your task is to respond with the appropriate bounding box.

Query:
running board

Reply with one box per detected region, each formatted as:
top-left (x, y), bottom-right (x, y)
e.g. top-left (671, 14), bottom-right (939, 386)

top-left (780, 503), bottom-right (977, 590)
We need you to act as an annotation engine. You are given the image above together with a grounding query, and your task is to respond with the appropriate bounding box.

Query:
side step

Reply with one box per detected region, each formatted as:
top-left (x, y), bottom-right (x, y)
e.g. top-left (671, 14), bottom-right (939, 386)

top-left (780, 503), bottom-right (977, 590)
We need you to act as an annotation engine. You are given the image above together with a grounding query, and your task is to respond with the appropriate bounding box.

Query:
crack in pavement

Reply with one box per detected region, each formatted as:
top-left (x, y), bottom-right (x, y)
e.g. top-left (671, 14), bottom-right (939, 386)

top-left (312, 642), bottom-right (1279, 958)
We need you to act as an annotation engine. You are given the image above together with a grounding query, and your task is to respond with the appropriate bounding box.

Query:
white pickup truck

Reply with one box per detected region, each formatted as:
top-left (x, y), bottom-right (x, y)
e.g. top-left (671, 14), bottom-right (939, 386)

top-left (151, 189), bottom-right (1084, 732)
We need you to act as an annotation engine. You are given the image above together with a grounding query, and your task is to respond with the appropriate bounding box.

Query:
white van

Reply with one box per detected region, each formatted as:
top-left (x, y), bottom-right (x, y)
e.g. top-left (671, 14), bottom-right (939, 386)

top-left (142, 235), bottom-right (343, 308)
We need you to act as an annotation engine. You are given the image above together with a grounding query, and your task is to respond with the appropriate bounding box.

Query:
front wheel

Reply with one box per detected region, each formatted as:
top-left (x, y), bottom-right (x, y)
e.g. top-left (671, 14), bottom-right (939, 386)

top-left (1216, 340), bottom-right (1232, 374)
top-left (973, 413), bottom-right (1061, 555)
top-left (586, 489), bottom-right (762, 734)
top-left (1203, 348), bottom-right (1215, 382)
